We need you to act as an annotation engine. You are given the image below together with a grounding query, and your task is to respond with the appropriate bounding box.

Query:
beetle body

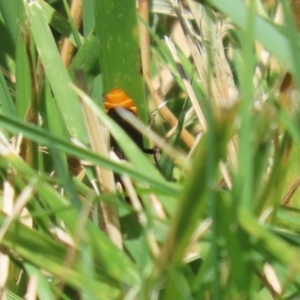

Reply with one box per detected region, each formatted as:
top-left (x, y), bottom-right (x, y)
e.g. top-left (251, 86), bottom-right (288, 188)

top-left (104, 89), bottom-right (144, 158)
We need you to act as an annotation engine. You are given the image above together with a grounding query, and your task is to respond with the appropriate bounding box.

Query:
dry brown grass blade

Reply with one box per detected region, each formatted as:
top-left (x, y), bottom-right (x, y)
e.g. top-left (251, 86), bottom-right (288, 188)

top-left (278, 0), bottom-right (300, 206)
top-left (151, 20), bottom-right (191, 97)
top-left (171, 1), bottom-right (237, 177)
top-left (279, 72), bottom-right (296, 111)
top-left (291, 0), bottom-right (300, 30)
top-left (150, 18), bottom-right (197, 142)
top-left (263, 263), bottom-right (282, 296)
top-left (198, 11), bottom-right (238, 174)
top-left (145, 74), bottom-right (195, 148)
top-left (279, 0), bottom-right (300, 109)
top-left (165, 36), bottom-right (207, 130)
top-left (0, 66), bottom-right (16, 84)
top-left (0, 172), bottom-right (15, 298)
top-left (253, 263), bottom-right (282, 297)
top-left (281, 177), bottom-right (300, 205)
top-left (138, 0), bottom-right (150, 76)
top-left (60, 0), bottom-right (82, 68)
top-left (167, 2), bottom-right (236, 187)
top-left (172, 2), bottom-right (238, 104)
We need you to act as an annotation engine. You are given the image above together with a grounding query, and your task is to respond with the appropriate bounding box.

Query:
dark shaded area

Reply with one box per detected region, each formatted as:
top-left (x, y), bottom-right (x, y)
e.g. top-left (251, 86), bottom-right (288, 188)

top-left (0, 18), bottom-right (15, 74)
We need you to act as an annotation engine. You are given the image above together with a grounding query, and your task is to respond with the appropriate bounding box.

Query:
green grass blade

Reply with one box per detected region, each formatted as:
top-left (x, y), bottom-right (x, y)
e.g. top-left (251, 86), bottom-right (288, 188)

top-left (82, 0), bottom-right (95, 37)
top-left (0, 0), bottom-right (19, 45)
top-left (40, 1), bottom-right (83, 46)
top-left (0, 113), bottom-right (178, 196)
top-left (15, 1), bottom-right (31, 119)
top-left (239, 209), bottom-right (300, 270)
top-left (158, 107), bottom-right (235, 268)
top-left (233, 1), bottom-right (255, 209)
top-left (24, 1), bottom-right (87, 141)
top-left (68, 33), bottom-right (99, 81)
top-left (61, 0), bottom-right (82, 48)
top-left (94, 0), bottom-right (147, 124)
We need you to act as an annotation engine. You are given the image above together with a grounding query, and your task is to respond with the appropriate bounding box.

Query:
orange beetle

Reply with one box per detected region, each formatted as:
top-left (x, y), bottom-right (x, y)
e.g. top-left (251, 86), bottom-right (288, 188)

top-left (104, 88), bottom-right (138, 114)
top-left (104, 88), bottom-right (158, 165)
top-left (104, 88), bottom-right (145, 158)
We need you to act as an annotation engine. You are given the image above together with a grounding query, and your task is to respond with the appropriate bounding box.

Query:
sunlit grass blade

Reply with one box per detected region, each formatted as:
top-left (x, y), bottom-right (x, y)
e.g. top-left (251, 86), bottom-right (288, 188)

top-left (0, 113), bottom-right (178, 195)
top-left (24, 1), bottom-right (87, 141)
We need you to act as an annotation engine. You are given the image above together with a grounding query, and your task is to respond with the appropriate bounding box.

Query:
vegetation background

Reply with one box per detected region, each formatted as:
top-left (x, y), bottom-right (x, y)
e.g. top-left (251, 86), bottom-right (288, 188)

top-left (0, 0), bottom-right (300, 299)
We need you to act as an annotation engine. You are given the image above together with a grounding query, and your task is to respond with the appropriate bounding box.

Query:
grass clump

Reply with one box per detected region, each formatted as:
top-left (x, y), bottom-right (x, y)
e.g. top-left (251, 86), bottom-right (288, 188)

top-left (0, 0), bottom-right (300, 299)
